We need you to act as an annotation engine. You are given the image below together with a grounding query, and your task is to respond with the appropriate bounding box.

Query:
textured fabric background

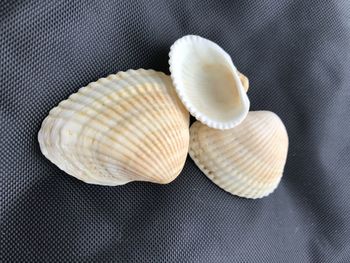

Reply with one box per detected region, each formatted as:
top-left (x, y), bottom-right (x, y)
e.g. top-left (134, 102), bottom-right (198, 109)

top-left (1, 1), bottom-right (350, 262)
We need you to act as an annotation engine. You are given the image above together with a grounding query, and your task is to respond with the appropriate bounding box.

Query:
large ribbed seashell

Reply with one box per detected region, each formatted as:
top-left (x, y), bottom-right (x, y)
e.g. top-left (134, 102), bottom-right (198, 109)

top-left (38, 69), bottom-right (190, 186)
top-left (169, 35), bottom-right (250, 130)
top-left (189, 111), bottom-right (288, 199)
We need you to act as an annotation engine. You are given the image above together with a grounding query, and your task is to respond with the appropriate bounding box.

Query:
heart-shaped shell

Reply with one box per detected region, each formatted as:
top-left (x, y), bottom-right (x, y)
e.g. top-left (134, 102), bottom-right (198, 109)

top-left (169, 35), bottom-right (250, 130)
top-left (189, 111), bottom-right (288, 199)
top-left (38, 69), bottom-right (190, 186)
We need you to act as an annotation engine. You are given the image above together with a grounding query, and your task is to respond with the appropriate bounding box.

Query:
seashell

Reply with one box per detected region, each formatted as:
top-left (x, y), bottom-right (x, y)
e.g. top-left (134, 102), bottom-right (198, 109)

top-left (169, 35), bottom-right (250, 130)
top-left (38, 69), bottom-right (190, 186)
top-left (189, 111), bottom-right (288, 199)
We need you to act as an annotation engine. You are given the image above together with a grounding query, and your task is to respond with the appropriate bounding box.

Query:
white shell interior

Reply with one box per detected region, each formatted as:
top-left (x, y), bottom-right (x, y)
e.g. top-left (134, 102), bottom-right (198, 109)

top-left (169, 35), bottom-right (250, 129)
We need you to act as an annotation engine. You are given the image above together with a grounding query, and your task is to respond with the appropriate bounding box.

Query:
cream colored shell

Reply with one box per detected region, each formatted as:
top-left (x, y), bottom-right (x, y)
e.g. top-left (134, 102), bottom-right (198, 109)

top-left (189, 111), bottom-right (288, 199)
top-left (169, 35), bottom-right (250, 130)
top-left (238, 72), bottom-right (249, 92)
top-left (38, 69), bottom-right (190, 186)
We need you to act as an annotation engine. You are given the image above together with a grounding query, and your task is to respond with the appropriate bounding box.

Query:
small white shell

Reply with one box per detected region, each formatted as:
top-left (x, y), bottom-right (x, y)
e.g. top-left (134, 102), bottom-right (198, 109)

top-left (189, 111), bottom-right (289, 199)
top-left (38, 69), bottom-right (190, 186)
top-left (169, 35), bottom-right (250, 130)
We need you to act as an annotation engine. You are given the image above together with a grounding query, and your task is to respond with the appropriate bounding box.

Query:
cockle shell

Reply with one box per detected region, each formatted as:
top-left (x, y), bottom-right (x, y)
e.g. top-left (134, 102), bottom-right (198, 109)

top-left (189, 111), bottom-right (288, 199)
top-left (169, 35), bottom-right (250, 130)
top-left (38, 69), bottom-right (190, 186)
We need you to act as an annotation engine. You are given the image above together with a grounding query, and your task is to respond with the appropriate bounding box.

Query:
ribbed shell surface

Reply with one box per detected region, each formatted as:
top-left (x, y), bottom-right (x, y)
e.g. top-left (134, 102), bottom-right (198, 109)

top-left (38, 69), bottom-right (190, 185)
top-left (189, 111), bottom-right (288, 199)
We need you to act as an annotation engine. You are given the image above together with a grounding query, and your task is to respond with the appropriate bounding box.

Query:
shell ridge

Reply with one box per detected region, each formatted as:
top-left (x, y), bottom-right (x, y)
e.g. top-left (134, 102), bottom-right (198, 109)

top-left (119, 74), bottom-right (178, 181)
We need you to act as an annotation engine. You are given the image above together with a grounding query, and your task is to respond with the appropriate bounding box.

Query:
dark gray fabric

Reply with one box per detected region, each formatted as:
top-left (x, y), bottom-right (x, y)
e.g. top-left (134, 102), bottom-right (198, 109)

top-left (1, 0), bottom-right (350, 262)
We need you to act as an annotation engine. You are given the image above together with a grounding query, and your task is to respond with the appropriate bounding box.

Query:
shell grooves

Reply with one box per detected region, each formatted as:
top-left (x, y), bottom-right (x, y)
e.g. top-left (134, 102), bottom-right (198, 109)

top-left (38, 69), bottom-right (189, 185)
top-left (189, 111), bottom-right (288, 199)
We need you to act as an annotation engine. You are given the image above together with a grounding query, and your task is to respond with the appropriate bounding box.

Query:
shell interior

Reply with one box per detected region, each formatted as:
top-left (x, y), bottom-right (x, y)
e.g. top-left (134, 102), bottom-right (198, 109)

top-left (169, 35), bottom-right (250, 129)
